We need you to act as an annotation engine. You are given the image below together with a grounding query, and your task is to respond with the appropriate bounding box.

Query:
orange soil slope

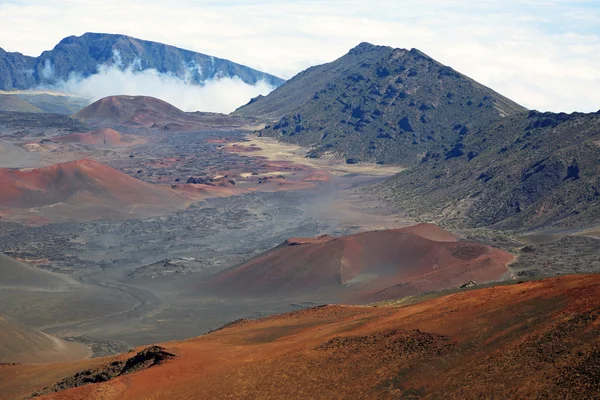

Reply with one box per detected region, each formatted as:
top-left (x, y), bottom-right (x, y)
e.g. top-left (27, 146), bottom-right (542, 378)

top-left (0, 159), bottom-right (189, 221)
top-left (52, 128), bottom-right (146, 148)
top-left (208, 224), bottom-right (513, 301)
top-left (3, 274), bottom-right (599, 399)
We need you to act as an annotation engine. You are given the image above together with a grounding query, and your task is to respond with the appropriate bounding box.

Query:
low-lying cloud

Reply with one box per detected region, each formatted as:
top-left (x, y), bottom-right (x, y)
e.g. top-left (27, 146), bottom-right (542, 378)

top-left (46, 60), bottom-right (274, 113)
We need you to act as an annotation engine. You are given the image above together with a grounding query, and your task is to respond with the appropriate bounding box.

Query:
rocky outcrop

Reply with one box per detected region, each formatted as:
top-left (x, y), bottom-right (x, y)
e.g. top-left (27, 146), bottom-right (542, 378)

top-left (31, 346), bottom-right (175, 397)
top-left (186, 176), bottom-right (215, 185)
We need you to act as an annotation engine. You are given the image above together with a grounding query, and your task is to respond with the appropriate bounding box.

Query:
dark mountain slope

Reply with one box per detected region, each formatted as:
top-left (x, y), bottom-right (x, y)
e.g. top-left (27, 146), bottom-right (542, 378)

top-left (0, 33), bottom-right (284, 91)
top-left (0, 47), bottom-right (37, 90)
top-left (236, 42), bottom-right (526, 165)
top-left (375, 110), bottom-right (600, 230)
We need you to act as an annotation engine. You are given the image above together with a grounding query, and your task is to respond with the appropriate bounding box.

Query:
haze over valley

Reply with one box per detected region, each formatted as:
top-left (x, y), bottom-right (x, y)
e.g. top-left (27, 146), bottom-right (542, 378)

top-left (1, 2), bottom-right (600, 399)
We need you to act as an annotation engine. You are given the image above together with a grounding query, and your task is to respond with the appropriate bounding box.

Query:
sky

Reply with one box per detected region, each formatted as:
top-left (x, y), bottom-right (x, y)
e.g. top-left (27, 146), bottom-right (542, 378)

top-left (1, 0), bottom-right (599, 113)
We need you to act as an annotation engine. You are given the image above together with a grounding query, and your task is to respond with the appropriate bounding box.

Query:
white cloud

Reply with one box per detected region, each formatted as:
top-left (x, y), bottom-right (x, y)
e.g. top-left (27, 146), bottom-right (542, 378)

top-left (1, 0), bottom-right (599, 112)
top-left (44, 58), bottom-right (274, 113)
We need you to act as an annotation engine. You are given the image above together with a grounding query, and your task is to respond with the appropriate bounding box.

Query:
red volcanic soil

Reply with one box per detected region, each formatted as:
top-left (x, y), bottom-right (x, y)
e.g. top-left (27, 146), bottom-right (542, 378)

top-left (0, 159), bottom-right (189, 221)
top-left (3, 274), bottom-right (600, 399)
top-left (51, 128), bottom-right (146, 148)
top-left (74, 96), bottom-right (255, 130)
top-left (208, 224), bottom-right (513, 301)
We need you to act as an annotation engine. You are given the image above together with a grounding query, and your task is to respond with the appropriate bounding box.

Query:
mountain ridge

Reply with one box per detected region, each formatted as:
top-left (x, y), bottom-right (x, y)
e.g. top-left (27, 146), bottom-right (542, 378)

top-left (0, 32), bottom-right (285, 91)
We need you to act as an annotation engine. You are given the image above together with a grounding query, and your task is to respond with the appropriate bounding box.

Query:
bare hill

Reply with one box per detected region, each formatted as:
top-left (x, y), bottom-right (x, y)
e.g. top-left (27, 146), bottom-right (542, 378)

top-left (0, 159), bottom-right (189, 221)
top-left (74, 95), bottom-right (185, 125)
top-left (208, 224), bottom-right (513, 301)
top-left (74, 95), bottom-right (258, 130)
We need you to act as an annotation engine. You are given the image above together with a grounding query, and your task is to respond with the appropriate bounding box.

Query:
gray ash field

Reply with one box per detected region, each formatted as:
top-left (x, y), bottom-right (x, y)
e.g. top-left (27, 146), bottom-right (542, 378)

top-left (0, 187), bottom-right (396, 350)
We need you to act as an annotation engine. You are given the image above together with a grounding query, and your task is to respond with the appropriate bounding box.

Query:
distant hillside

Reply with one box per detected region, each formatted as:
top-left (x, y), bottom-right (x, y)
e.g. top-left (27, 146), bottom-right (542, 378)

top-left (0, 33), bottom-right (284, 91)
top-left (375, 110), bottom-right (600, 230)
top-left (236, 42), bottom-right (526, 165)
top-left (0, 94), bottom-right (43, 113)
top-left (75, 95), bottom-right (257, 130)
top-left (16, 93), bottom-right (89, 114)
top-left (0, 159), bottom-right (190, 222)
top-left (0, 92), bottom-right (88, 114)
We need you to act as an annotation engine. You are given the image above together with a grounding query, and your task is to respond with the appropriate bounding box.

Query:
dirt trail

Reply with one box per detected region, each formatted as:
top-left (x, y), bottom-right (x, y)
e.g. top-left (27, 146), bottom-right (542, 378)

top-left (39, 276), bottom-right (162, 356)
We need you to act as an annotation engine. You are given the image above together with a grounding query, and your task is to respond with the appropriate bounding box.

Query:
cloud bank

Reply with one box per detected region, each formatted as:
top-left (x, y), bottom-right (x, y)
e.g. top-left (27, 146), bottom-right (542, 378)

top-left (57, 65), bottom-right (273, 113)
top-left (1, 0), bottom-right (599, 112)
top-left (37, 52), bottom-right (274, 113)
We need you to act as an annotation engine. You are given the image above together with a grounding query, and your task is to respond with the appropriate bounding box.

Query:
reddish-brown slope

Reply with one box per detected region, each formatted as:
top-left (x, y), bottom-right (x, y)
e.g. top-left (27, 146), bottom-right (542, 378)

top-left (3, 274), bottom-right (600, 399)
top-left (73, 95), bottom-right (255, 130)
top-left (208, 224), bottom-right (513, 301)
top-left (0, 159), bottom-right (189, 221)
top-left (52, 128), bottom-right (146, 147)
top-left (74, 96), bottom-right (185, 127)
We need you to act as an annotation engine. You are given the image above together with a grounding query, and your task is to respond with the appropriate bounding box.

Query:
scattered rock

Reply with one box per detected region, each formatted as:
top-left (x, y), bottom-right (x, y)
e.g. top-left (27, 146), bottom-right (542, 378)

top-left (186, 176), bottom-right (215, 185)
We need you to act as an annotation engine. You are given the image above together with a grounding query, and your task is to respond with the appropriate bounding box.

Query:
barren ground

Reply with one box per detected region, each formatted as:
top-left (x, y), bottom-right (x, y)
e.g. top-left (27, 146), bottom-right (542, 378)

top-left (0, 114), bottom-right (410, 355)
top-left (1, 111), bottom-right (599, 364)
